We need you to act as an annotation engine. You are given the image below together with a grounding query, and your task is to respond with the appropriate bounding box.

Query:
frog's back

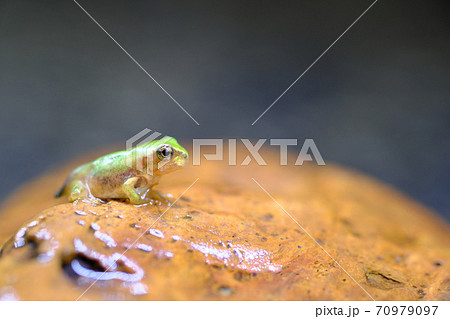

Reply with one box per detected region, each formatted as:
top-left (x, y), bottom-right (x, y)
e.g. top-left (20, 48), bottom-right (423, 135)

top-left (55, 150), bottom-right (127, 197)
top-left (90, 150), bottom-right (128, 174)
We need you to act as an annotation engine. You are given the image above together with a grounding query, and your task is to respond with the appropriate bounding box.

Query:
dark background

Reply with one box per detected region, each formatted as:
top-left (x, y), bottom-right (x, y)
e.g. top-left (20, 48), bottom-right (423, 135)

top-left (0, 1), bottom-right (449, 219)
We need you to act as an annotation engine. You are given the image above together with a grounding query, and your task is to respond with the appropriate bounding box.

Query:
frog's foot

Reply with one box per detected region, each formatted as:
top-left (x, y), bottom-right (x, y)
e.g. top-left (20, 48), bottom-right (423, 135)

top-left (143, 189), bottom-right (171, 206)
top-left (82, 196), bottom-right (106, 206)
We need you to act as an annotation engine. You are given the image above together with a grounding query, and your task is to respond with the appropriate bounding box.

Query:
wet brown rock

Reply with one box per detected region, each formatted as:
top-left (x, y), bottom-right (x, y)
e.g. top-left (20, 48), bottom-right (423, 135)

top-left (0, 148), bottom-right (449, 300)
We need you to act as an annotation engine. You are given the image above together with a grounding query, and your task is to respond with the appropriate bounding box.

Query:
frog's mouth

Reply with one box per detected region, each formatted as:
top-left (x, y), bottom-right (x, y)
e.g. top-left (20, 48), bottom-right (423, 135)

top-left (156, 152), bottom-right (188, 175)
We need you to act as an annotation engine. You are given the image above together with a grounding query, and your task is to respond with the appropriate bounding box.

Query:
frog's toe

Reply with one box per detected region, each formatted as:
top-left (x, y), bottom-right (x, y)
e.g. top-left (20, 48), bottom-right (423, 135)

top-left (144, 190), bottom-right (171, 206)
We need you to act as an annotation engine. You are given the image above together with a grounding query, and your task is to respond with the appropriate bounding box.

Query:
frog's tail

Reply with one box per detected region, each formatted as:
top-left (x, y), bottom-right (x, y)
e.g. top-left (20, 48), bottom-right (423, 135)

top-left (55, 177), bottom-right (70, 198)
top-left (55, 164), bottom-right (89, 198)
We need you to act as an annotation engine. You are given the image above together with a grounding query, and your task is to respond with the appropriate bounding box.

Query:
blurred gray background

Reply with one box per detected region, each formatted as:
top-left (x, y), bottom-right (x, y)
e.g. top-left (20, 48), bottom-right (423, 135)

top-left (0, 1), bottom-right (449, 219)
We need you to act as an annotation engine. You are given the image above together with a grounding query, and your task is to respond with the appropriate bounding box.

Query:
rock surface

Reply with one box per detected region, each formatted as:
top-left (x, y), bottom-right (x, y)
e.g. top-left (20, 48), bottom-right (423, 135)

top-left (0, 148), bottom-right (449, 300)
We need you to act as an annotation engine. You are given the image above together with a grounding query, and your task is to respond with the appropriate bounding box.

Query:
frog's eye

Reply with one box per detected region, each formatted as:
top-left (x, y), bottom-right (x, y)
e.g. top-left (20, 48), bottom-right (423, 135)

top-left (156, 145), bottom-right (173, 160)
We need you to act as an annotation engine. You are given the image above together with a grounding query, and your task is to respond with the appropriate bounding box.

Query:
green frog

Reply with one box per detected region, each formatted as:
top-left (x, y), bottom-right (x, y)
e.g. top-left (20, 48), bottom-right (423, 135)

top-left (55, 137), bottom-right (188, 205)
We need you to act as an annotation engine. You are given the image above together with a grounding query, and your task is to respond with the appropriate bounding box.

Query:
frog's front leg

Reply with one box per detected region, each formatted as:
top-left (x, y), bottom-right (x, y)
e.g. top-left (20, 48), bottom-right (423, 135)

top-left (122, 176), bottom-right (150, 205)
top-left (122, 176), bottom-right (169, 205)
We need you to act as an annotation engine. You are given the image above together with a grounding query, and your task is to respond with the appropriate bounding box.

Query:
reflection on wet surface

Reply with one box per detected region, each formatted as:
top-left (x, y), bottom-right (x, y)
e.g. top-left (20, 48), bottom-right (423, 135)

top-left (67, 238), bottom-right (144, 283)
top-left (190, 242), bottom-right (282, 273)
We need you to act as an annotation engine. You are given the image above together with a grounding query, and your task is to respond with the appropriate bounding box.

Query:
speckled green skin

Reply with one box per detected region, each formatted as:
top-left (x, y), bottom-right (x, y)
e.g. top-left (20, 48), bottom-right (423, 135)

top-left (56, 137), bottom-right (188, 204)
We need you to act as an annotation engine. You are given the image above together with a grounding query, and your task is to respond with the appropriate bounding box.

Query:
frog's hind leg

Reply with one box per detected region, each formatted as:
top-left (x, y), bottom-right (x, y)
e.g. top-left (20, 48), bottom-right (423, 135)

top-left (68, 181), bottom-right (88, 202)
top-left (68, 181), bottom-right (104, 205)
